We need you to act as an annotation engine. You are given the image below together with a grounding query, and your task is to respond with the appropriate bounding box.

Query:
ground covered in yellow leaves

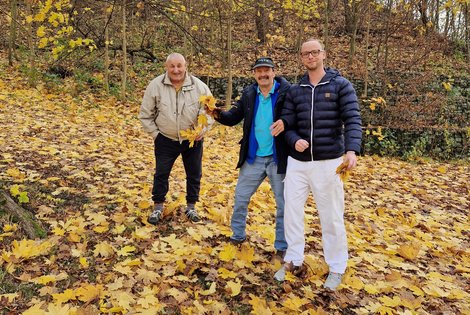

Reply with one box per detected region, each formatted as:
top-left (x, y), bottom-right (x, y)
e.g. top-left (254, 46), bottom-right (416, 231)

top-left (0, 70), bottom-right (469, 314)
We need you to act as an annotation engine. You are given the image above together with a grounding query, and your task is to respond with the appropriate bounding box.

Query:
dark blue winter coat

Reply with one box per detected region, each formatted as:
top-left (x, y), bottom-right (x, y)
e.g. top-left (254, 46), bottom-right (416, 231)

top-left (281, 68), bottom-right (362, 161)
top-left (216, 76), bottom-right (291, 173)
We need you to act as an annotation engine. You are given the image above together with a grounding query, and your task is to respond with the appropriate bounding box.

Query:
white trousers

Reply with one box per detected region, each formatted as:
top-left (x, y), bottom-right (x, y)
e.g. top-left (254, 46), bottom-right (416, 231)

top-left (283, 156), bottom-right (348, 273)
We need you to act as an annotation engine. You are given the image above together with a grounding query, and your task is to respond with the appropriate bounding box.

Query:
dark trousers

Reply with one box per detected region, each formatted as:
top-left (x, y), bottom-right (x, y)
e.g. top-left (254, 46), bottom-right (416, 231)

top-left (152, 133), bottom-right (203, 204)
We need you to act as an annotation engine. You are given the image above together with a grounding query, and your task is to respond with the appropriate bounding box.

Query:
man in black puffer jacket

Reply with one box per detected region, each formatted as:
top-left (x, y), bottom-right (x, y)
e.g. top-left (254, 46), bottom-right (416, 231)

top-left (274, 39), bottom-right (362, 291)
top-left (213, 57), bottom-right (290, 256)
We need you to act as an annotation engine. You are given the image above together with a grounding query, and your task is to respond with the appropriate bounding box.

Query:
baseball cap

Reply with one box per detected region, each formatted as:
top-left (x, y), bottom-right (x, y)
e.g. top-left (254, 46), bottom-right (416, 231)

top-left (252, 57), bottom-right (275, 70)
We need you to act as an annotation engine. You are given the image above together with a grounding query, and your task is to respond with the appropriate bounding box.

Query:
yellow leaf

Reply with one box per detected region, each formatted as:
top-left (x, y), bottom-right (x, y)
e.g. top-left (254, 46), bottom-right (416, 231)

top-left (378, 295), bottom-right (401, 307)
top-left (219, 244), bottom-right (236, 262)
top-left (336, 163), bottom-right (350, 182)
top-left (79, 257), bottom-right (89, 268)
top-left (442, 81), bottom-right (452, 91)
top-left (7, 168), bottom-right (24, 180)
top-left (37, 26), bottom-right (46, 37)
top-left (3, 224), bottom-right (18, 233)
top-left (23, 302), bottom-right (46, 315)
top-left (0, 293), bottom-right (19, 302)
top-left (422, 283), bottom-right (449, 298)
top-left (198, 113), bottom-right (208, 126)
top-left (133, 226), bottom-right (153, 240)
top-left (248, 294), bottom-right (272, 315)
top-left (52, 289), bottom-right (76, 304)
top-left (409, 285), bottom-right (424, 296)
top-left (345, 276), bottom-right (364, 290)
top-left (138, 200), bottom-right (151, 209)
top-left (218, 267), bottom-right (237, 279)
top-left (437, 166), bottom-right (447, 174)
top-left (199, 282), bottom-right (216, 296)
top-left (9, 184), bottom-right (21, 197)
top-left (32, 275), bottom-right (57, 285)
top-left (93, 242), bottom-right (114, 258)
top-left (226, 279), bottom-right (242, 296)
top-left (282, 294), bottom-right (309, 311)
top-left (117, 245), bottom-right (136, 257)
top-left (235, 245), bottom-right (255, 267)
top-left (397, 244), bottom-right (420, 260)
top-left (76, 284), bottom-right (104, 302)
top-left (364, 284), bottom-right (380, 294)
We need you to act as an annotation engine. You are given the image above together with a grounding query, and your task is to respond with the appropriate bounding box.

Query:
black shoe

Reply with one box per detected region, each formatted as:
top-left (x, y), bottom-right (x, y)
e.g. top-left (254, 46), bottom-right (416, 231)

top-left (185, 204), bottom-right (201, 222)
top-left (275, 250), bottom-right (286, 259)
top-left (148, 203), bottom-right (163, 225)
top-left (228, 236), bottom-right (245, 245)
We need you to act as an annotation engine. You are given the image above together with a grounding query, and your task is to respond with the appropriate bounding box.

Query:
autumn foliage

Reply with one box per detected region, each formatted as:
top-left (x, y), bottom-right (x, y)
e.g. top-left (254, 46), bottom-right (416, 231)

top-left (0, 69), bottom-right (469, 314)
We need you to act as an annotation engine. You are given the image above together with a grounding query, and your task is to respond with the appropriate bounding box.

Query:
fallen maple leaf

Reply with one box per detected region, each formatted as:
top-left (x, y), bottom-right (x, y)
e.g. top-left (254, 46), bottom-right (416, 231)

top-left (219, 244), bottom-right (236, 262)
top-left (397, 244), bottom-right (420, 260)
top-left (336, 162), bottom-right (350, 182)
top-left (226, 279), bottom-right (242, 296)
top-left (248, 294), bottom-right (273, 315)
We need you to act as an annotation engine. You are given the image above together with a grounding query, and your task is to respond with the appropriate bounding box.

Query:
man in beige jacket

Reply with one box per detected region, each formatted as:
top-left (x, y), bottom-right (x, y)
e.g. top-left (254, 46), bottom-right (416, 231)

top-left (139, 53), bottom-right (213, 224)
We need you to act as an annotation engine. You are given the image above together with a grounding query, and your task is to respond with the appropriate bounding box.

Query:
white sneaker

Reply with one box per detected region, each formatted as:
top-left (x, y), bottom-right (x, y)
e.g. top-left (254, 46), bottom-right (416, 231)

top-left (323, 272), bottom-right (343, 290)
top-left (274, 265), bottom-right (286, 281)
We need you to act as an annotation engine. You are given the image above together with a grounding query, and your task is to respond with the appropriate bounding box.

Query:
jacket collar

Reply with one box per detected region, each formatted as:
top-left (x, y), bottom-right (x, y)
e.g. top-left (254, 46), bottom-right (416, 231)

top-left (299, 67), bottom-right (339, 85)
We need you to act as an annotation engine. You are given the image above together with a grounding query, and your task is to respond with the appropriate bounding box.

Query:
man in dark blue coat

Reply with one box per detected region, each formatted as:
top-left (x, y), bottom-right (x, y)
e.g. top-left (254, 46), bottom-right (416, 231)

top-left (274, 39), bottom-right (362, 291)
top-left (213, 57), bottom-right (290, 256)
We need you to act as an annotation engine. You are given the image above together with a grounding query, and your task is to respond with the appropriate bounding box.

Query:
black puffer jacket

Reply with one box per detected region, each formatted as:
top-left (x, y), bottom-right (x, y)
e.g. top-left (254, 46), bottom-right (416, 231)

top-left (281, 68), bottom-right (362, 161)
top-left (216, 76), bottom-right (291, 173)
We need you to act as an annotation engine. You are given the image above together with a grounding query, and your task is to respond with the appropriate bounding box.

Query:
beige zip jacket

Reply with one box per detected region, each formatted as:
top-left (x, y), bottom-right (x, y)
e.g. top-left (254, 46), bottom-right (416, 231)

top-left (139, 72), bottom-right (214, 142)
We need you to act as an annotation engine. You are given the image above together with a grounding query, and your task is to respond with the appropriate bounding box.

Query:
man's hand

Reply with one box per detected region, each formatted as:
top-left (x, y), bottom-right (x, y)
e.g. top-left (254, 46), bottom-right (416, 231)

top-left (295, 139), bottom-right (309, 152)
top-left (270, 119), bottom-right (284, 136)
top-left (207, 107), bottom-right (222, 119)
top-left (343, 151), bottom-right (358, 170)
top-left (195, 132), bottom-right (204, 141)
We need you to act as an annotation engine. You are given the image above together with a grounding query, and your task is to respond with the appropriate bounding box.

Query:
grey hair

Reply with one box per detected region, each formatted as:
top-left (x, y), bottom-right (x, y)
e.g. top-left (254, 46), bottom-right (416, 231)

top-left (166, 53), bottom-right (186, 63)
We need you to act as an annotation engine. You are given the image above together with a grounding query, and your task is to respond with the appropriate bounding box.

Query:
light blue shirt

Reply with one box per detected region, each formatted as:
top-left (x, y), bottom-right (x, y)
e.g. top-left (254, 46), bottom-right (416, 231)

top-left (254, 84), bottom-right (275, 157)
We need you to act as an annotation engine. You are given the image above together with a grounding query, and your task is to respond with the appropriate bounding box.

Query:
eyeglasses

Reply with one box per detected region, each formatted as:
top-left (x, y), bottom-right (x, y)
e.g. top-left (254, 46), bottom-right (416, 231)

top-left (300, 49), bottom-right (324, 58)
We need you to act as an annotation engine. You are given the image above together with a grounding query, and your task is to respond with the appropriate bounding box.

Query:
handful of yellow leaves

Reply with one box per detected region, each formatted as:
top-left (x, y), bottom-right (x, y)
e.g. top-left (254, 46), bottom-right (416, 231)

top-left (180, 95), bottom-right (217, 147)
top-left (336, 162), bottom-right (351, 182)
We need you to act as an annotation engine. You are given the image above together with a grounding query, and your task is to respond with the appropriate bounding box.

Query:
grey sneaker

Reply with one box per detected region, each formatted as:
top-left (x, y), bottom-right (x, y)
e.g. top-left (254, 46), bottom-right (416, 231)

top-left (148, 203), bottom-right (163, 225)
top-left (185, 204), bottom-right (201, 222)
top-left (274, 265), bottom-right (286, 281)
top-left (323, 272), bottom-right (343, 291)
top-left (274, 262), bottom-right (308, 281)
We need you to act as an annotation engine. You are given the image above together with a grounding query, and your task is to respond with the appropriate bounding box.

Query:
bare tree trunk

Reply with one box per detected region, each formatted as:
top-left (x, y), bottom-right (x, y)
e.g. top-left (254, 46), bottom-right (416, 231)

top-left (343, 0), bottom-right (359, 67)
top-left (8, 0), bottom-right (18, 66)
top-left (294, 3), bottom-right (306, 80)
top-left (433, 0), bottom-right (440, 30)
top-left (26, 0), bottom-right (36, 86)
top-left (255, 0), bottom-right (268, 44)
top-left (104, 9), bottom-right (110, 94)
top-left (444, 7), bottom-right (450, 37)
top-left (362, 0), bottom-right (371, 98)
top-left (323, 0), bottom-right (331, 51)
top-left (121, 0), bottom-right (127, 101)
top-left (183, 0), bottom-right (193, 69)
top-left (225, 0), bottom-right (233, 107)
top-left (0, 190), bottom-right (45, 239)
top-left (466, 2), bottom-right (470, 61)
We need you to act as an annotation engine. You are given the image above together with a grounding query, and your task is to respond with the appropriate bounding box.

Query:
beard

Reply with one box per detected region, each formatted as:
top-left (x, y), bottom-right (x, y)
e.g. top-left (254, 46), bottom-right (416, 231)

top-left (305, 62), bottom-right (320, 71)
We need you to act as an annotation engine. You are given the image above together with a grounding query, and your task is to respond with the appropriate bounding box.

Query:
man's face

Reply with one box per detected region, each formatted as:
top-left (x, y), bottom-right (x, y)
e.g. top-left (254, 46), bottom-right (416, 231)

top-left (165, 56), bottom-right (186, 84)
top-left (253, 66), bottom-right (275, 89)
top-left (300, 41), bottom-right (325, 71)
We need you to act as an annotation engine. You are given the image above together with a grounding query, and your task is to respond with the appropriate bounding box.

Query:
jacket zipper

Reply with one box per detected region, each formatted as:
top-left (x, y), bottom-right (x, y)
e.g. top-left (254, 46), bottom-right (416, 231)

top-left (301, 80), bottom-right (330, 161)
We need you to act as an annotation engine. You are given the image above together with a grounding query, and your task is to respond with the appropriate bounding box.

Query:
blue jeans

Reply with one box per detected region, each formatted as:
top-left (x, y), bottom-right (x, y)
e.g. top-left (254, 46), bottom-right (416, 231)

top-left (231, 156), bottom-right (287, 251)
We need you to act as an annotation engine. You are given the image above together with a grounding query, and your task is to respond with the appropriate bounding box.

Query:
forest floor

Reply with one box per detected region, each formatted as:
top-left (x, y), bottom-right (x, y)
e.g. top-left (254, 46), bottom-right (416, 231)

top-left (0, 68), bottom-right (469, 314)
